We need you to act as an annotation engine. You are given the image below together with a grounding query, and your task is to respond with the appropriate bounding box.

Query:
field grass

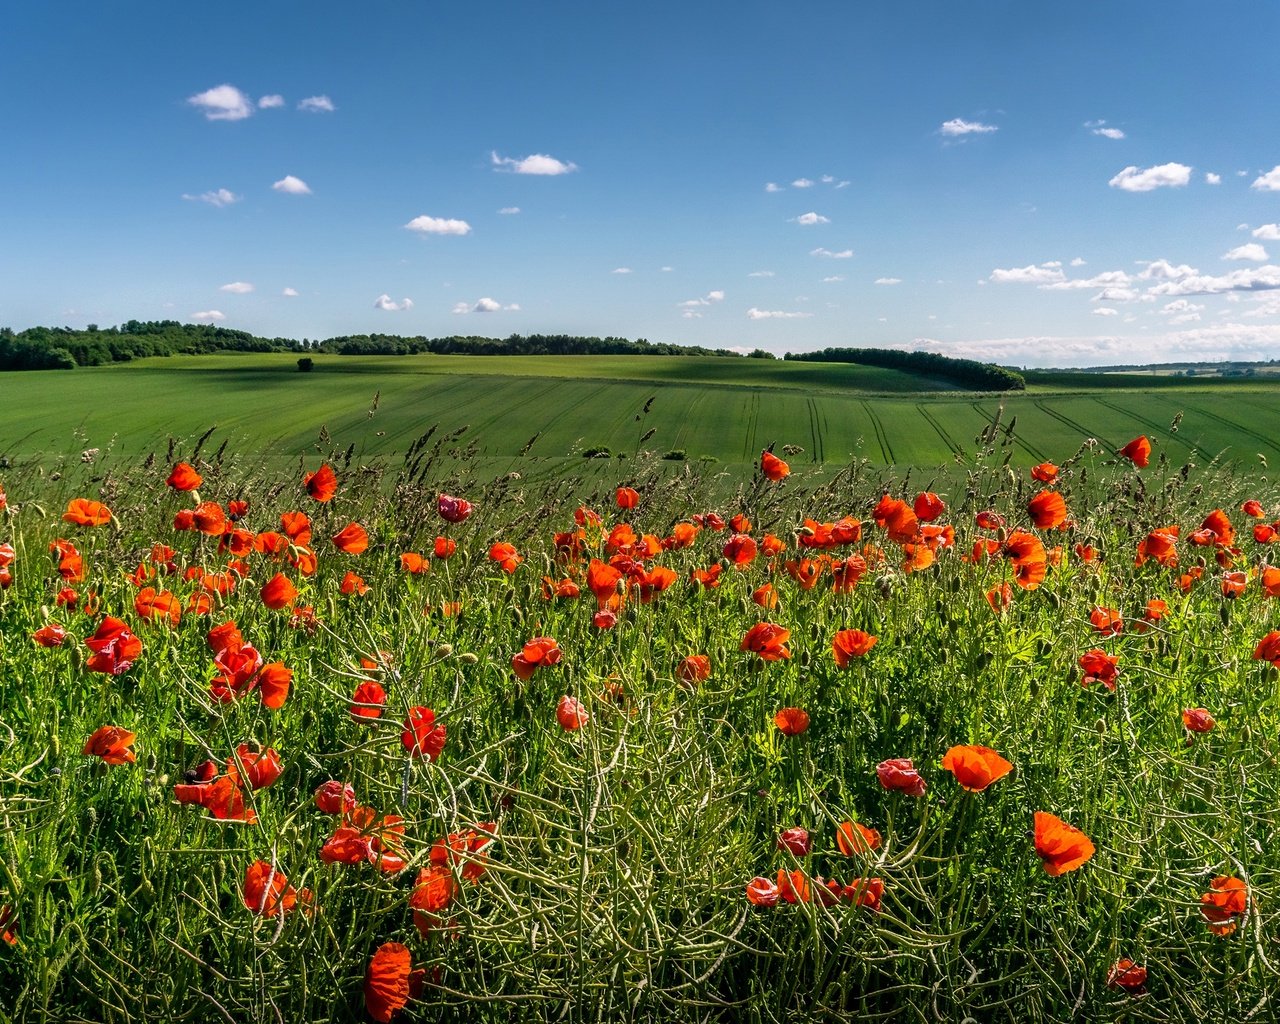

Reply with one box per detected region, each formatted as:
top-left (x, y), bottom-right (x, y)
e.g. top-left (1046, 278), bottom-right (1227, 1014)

top-left (3, 354), bottom-right (1280, 479)
top-left (1, 426), bottom-right (1279, 1022)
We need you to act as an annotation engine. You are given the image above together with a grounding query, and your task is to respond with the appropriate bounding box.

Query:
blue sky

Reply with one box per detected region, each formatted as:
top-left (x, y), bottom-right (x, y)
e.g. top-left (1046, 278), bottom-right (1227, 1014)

top-left (4, 1), bottom-right (1280, 366)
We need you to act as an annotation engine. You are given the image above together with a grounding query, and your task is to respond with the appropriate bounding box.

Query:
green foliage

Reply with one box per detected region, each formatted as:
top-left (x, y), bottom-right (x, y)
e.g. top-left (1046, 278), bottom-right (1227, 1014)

top-left (297, 357), bottom-right (314, 373)
top-left (786, 346), bottom-right (1026, 391)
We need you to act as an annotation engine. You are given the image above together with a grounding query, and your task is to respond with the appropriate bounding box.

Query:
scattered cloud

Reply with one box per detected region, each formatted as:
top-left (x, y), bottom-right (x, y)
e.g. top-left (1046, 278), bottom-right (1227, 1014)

top-left (1093, 286), bottom-right (1142, 303)
top-left (374, 294), bottom-right (414, 312)
top-left (1253, 224), bottom-right (1280, 240)
top-left (187, 84), bottom-right (253, 121)
top-left (940, 118), bottom-right (998, 137)
top-left (810, 247), bottom-right (852, 259)
top-left (746, 307), bottom-right (812, 319)
top-left (491, 151), bottom-right (577, 175)
top-left (1040, 270), bottom-right (1133, 291)
top-left (660, 266), bottom-right (674, 272)
top-left (1206, 172), bottom-right (1222, 185)
top-left (1138, 259), bottom-right (1198, 281)
top-left (282, 287), bottom-right (299, 297)
top-left (1148, 265), bottom-right (1280, 296)
top-left (707, 290), bottom-right (725, 302)
top-left (1108, 163), bottom-right (1192, 191)
top-left (272, 175), bottom-right (312, 195)
top-left (874, 277), bottom-right (902, 285)
top-left (679, 290), bottom-right (725, 308)
top-left (682, 311), bottom-right (703, 319)
top-left (404, 215), bottom-right (471, 235)
top-left (792, 178), bottom-right (814, 188)
top-left (452, 297), bottom-right (518, 313)
top-left (497, 206), bottom-right (521, 215)
top-left (989, 263), bottom-right (1066, 284)
top-left (182, 188), bottom-right (239, 207)
top-left (821, 275), bottom-right (844, 283)
top-left (298, 95), bottom-right (335, 113)
top-left (1092, 307), bottom-right (1118, 316)
top-left (748, 270), bottom-right (775, 277)
top-left (1085, 120), bottom-right (1125, 140)
top-left (1159, 299), bottom-right (1205, 324)
top-left (190, 310), bottom-right (226, 322)
top-left (1252, 166), bottom-right (1280, 192)
top-left (219, 281), bottom-right (254, 294)
top-left (793, 212), bottom-right (830, 225)
top-left (258, 94), bottom-right (285, 109)
top-left (765, 182), bottom-right (783, 193)
top-left (612, 267), bottom-right (632, 274)
top-left (1224, 243), bottom-right (1269, 262)
top-left (1070, 257), bottom-right (1087, 267)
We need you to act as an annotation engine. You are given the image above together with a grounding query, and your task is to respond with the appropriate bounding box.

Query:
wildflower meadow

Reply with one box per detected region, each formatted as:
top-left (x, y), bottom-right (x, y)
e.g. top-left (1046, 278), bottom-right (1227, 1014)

top-left (1, 419), bottom-right (1279, 1023)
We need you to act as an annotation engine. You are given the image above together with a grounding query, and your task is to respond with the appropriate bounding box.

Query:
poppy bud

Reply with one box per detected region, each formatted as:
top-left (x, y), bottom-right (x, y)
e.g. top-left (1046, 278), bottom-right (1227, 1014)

top-left (434, 644), bottom-right (454, 660)
top-left (459, 652), bottom-right (479, 665)
top-left (1095, 718), bottom-right (1107, 734)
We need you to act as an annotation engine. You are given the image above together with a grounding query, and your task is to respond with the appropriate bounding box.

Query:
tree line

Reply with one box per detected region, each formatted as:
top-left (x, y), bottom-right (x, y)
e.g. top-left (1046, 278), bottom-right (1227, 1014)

top-left (783, 347), bottom-right (1025, 391)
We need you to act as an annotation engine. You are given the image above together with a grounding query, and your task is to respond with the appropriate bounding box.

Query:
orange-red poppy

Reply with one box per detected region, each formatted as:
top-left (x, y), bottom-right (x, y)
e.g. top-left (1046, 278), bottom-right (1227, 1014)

top-left (1119, 435), bottom-right (1151, 467)
top-left (556, 695), bottom-right (590, 731)
top-left (243, 860), bottom-right (309, 918)
top-left (1182, 707), bottom-right (1216, 733)
top-left (1201, 875), bottom-right (1248, 935)
top-left (351, 679), bottom-right (387, 720)
top-left (839, 877), bottom-right (884, 911)
top-left (32, 623), bottom-right (68, 647)
top-left (835, 820), bottom-right (881, 855)
top-left (633, 565), bottom-right (678, 603)
top-left (85, 617), bottom-right (142, 675)
top-left (256, 662), bottom-right (292, 710)
top-left (690, 564), bottom-right (723, 589)
top-left (331, 522), bottom-right (369, 554)
top-left (1221, 571), bottom-right (1247, 598)
top-left (774, 707), bottom-right (809, 736)
top-left (877, 758), bottom-right (926, 797)
top-left (873, 495), bottom-right (920, 545)
top-left (1027, 490), bottom-right (1068, 530)
top-left (832, 629), bottom-right (877, 667)
top-left (166, 462), bottom-right (203, 491)
top-left (260, 573), bottom-right (297, 610)
top-left (303, 463), bottom-right (337, 502)
top-left (192, 501), bottom-right (227, 536)
top-left (776, 868), bottom-right (811, 904)
top-left (364, 942), bottom-right (422, 1023)
top-left (512, 637), bottom-right (562, 680)
top-left (776, 827), bottom-right (810, 856)
top-left (1033, 811), bottom-right (1095, 875)
top-left (433, 536), bottom-right (456, 559)
top-left (1031, 462), bottom-right (1059, 483)
top-left (401, 707), bottom-right (446, 760)
top-left (488, 542), bottom-right (522, 573)
top-left (315, 780), bottom-right (357, 814)
top-left (226, 744), bottom-right (282, 791)
top-left (134, 587), bottom-right (181, 627)
top-left (742, 622), bottom-right (791, 661)
top-left (723, 533), bottom-right (758, 567)
top-left (340, 571), bottom-right (369, 596)
top-left (940, 745), bottom-right (1013, 792)
top-left (615, 486), bottom-right (640, 509)
top-left (586, 559), bottom-right (624, 606)
top-left (430, 824), bottom-right (496, 882)
top-left (409, 864), bottom-right (457, 936)
top-left (1003, 531), bottom-right (1047, 590)
top-left (746, 876), bottom-right (780, 906)
top-left (784, 557), bottom-right (826, 589)
top-left (82, 725), bottom-right (136, 765)
top-left (1089, 606), bottom-right (1123, 637)
top-left (752, 583), bottom-right (779, 609)
top-left (677, 654), bottom-right (711, 685)
top-left (913, 492), bottom-right (945, 523)
top-left (761, 450), bottom-right (790, 481)
top-left (1079, 649), bottom-right (1120, 690)
top-left (0, 904), bottom-right (16, 946)
top-left (985, 582), bottom-right (1013, 615)
top-left (63, 498), bottom-right (111, 527)
top-left (1105, 960), bottom-right (1147, 993)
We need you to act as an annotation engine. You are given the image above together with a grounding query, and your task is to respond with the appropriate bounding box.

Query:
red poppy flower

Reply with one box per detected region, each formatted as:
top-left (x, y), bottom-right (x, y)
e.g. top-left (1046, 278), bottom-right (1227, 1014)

top-left (1201, 875), bottom-right (1248, 935)
top-left (1079, 649), bottom-right (1120, 690)
top-left (134, 587), bottom-right (181, 627)
top-left (0, 904), bottom-right (16, 945)
top-left (775, 868), bottom-right (811, 903)
top-left (438, 494), bottom-right (473, 523)
top-left (877, 758), bottom-right (926, 797)
top-left (1033, 811), bottom-right (1095, 875)
top-left (351, 679), bottom-right (387, 720)
top-left (409, 864), bottom-right (457, 935)
top-left (746, 875), bottom-right (781, 907)
top-left (1031, 462), bottom-right (1059, 483)
top-left (1198, 508), bottom-right (1236, 548)
top-left (62, 498), bottom-right (111, 527)
top-left (331, 522), bottom-right (369, 554)
top-left (488, 542), bottom-right (522, 573)
top-left (633, 565), bottom-right (678, 603)
top-left (752, 583), bottom-right (779, 609)
top-left (192, 501), bottom-right (227, 536)
top-left (742, 622), bottom-right (791, 661)
top-left (1003, 531), bottom-right (1048, 590)
top-left (941, 745), bottom-right (1013, 792)
top-left (259, 573), bottom-right (297, 610)
top-left (401, 707), bottom-right (446, 760)
top-left (85, 617), bottom-right (142, 675)
top-left (243, 860), bottom-right (309, 918)
top-left (432, 536), bottom-right (456, 560)
top-left (835, 820), bottom-right (881, 855)
top-left (227, 744), bottom-right (282, 790)
top-left (1254, 630), bottom-right (1280, 667)
top-left (303, 464), bottom-right (337, 502)
top-left (255, 663), bottom-right (292, 710)
top-left (430, 824), bottom-right (496, 882)
top-left (1222, 571), bottom-right (1247, 598)
top-left (761, 450), bottom-right (790, 481)
top-left (340, 571), bottom-right (369, 596)
top-left (1027, 490), bottom-right (1068, 530)
top-left (364, 942), bottom-right (422, 1023)
top-left (776, 827), bottom-right (810, 856)
top-left (82, 725), bottom-right (137, 765)
top-left (840, 877), bottom-right (884, 911)
top-left (873, 495), bottom-right (920, 545)
top-left (164, 461), bottom-right (203, 491)
top-left (1119, 435), bottom-right (1151, 467)
top-left (315, 780), bottom-right (358, 814)
top-left (913, 492), bottom-right (945, 523)
top-left (615, 486), bottom-right (640, 509)
top-left (1089, 606), bottom-right (1123, 637)
top-left (556, 695), bottom-right (590, 731)
top-left (690, 564), bottom-right (722, 589)
top-left (677, 654), bottom-right (711, 686)
top-left (1182, 708), bottom-right (1216, 733)
top-left (1106, 959), bottom-right (1147, 993)
top-left (976, 510), bottom-right (1006, 530)
top-left (985, 582), bottom-right (1013, 615)
top-left (774, 707), bottom-right (809, 736)
top-left (512, 637), bottom-right (562, 680)
top-left (33, 622), bottom-right (68, 647)
top-left (723, 533), bottom-right (758, 567)
top-left (1133, 599), bottom-right (1167, 632)
top-left (832, 629), bottom-right (877, 667)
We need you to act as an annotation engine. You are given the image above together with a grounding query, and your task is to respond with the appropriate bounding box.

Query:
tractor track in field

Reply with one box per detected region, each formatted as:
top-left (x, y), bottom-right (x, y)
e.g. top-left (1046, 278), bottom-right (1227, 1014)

top-left (807, 398), bottom-right (825, 463)
top-left (861, 401), bottom-right (896, 464)
top-left (1032, 399), bottom-right (1118, 450)
top-left (1178, 401), bottom-right (1280, 457)
top-left (915, 403), bottom-right (965, 460)
top-left (742, 392), bottom-right (761, 462)
top-left (1092, 398), bottom-right (1215, 462)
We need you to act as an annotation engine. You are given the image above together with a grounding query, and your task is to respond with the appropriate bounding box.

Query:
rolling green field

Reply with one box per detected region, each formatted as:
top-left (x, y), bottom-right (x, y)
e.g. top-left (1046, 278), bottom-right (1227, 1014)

top-left (3, 353), bottom-right (1279, 476)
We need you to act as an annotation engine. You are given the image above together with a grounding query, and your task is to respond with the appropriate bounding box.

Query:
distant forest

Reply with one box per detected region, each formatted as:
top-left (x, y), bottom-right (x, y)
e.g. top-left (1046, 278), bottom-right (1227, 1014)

top-left (0, 321), bottom-right (1026, 390)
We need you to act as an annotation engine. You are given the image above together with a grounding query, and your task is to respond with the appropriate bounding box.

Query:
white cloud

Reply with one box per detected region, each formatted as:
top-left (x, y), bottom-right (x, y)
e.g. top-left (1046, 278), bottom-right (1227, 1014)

top-left (612, 267), bottom-right (632, 274)
top-left (821, 275), bottom-right (844, 283)
top-left (810, 247), bottom-right (852, 259)
top-left (1092, 307), bottom-right (1118, 316)
top-left (1160, 299), bottom-right (1205, 324)
top-left (258, 94), bottom-right (285, 109)
top-left (1148, 265), bottom-right (1280, 296)
top-left (660, 266), bottom-right (674, 272)
top-left (1206, 172), bottom-right (1222, 185)
top-left (820, 175), bottom-right (834, 184)
top-left (187, 84), bottom-right (253, 121)
top-left (498, 206), bottom-right (521, 215)
top-left (182, 188), bottom-right (239, 207)
top-left (678, 290), bottom-right (725, 308)
top-left (1108, 163), bottom-right (1192, 191)
top-left (1086, 120), bottom-right (1125, 140)
top-left (219, 281), bottom-right (254, 294)
top-left (682, 311), bottom-right (703, 319)
top-left (748, 270), bottom-right (775, 277)
top-left (1224, 243), bottom-right (1269, 262)
top-left (765, 182), bottom-right (783, 192)
top-left (1070, 257), bottom-right (1087, 267)
top-left (298, 95), bottom-right (335, 113)
top-left (272, 175), bottom-right (312, 195)
top-left (746, 307), bottom-right (812, 319)
top-left (374, 294), bottom-right (414, 312)
top-left (874, 277), bottom-right (902, 285)
top-left (1093, 286), bottom-right (1142, 303)
top-left (1252, 166), bottom-right (1280, 192)
top-left (190, 310), bottom-right (226, 322)
top-left (491, 151), bottom-right (577, 175)
top-left (940, 118), bottom-right (998, 137)
top-left (282, 287), bottom-right (299, 297)
top-left (793, 212), bottom-right (830, 225)
top-left (792, 178), bottom-right (814, 188)
top-left (1040, 269), bottom-right (1132, 291)
top-left (1253, 224), bottom-right (1280, 240)
top-left (1138, 259), bottom-right (1198, 281)
top-left (404, 215), bottom-right (472, 235)
top-left (989, 263), bottom-right (1066, 284)
top-left (706, 290), bottom-right (725, 302)
top-left (452, 297), bottom-right (517, 313)
top-left (834, 179), bottom-right (850, 188)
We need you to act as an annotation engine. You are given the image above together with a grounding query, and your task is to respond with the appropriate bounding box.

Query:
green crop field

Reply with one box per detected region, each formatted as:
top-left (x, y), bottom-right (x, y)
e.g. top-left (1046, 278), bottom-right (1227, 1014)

top-left (3, 353), bottom-right (1279, 477)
